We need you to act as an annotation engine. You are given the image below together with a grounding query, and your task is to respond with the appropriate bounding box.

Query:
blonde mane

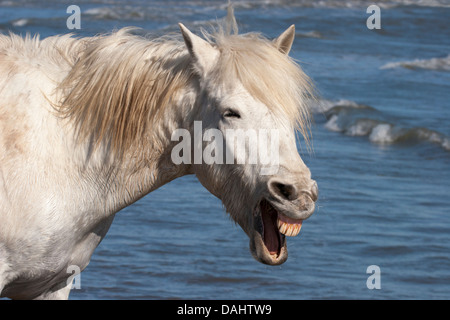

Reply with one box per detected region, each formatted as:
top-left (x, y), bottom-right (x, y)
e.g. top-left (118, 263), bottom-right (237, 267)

top-left (57, 29), bottom-right (194, 155)
top-left (57, 10), bottom-right (314, 155)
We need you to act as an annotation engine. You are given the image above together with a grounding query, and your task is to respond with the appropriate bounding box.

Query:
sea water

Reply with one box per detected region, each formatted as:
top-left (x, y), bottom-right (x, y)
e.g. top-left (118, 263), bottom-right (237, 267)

top-left (0, 0), bottom-right (449, 299)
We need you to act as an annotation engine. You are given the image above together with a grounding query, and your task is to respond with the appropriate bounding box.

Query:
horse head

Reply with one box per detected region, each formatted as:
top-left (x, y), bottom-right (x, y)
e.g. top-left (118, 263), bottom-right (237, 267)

top-left (178, 20), bottom-right (318, 265)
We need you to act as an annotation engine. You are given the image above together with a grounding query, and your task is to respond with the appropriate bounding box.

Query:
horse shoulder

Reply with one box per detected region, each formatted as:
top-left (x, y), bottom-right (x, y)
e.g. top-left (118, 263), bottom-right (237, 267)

top-left (0, 36), bottom-right (100, 299)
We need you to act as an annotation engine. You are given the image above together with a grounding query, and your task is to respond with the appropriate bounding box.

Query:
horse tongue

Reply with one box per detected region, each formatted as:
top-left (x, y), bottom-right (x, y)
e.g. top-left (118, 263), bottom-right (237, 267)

top-left (262, 205), bottom-right (280, 255)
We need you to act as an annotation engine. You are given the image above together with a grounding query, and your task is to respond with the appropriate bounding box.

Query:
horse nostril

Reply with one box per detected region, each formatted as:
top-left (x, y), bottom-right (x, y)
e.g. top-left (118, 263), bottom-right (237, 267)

top-left (269, 180), bottom-right (298, 201)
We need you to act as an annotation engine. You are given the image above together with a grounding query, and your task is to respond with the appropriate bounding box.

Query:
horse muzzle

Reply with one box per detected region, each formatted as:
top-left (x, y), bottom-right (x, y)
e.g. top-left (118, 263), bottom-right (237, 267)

top-left (249, 178), bottom-right (318, 265)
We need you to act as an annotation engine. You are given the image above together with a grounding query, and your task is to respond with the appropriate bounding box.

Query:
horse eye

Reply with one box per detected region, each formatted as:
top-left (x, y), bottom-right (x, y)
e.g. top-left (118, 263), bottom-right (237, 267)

top-left (223, 109), bottom-right (241, 119)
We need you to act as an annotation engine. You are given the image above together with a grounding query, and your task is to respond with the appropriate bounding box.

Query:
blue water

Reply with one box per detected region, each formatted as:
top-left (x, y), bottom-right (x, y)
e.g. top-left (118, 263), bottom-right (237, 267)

top-left (1, 0), bottom-right (449, 299)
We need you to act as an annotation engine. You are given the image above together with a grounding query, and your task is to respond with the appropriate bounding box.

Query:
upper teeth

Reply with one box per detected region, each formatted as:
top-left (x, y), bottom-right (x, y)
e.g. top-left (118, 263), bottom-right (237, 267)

top-left (277, 219), bottom-right (302, 237)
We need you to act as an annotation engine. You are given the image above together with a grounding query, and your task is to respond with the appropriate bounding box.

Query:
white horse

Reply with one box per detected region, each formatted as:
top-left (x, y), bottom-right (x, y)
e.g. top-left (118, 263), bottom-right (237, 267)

top-left (0, 9), bottom-right (318, 299)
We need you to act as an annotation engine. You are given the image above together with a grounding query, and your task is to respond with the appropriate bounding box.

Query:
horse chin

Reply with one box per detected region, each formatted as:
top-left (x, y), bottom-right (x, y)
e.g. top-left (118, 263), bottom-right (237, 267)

top-left (250, 198), bottom-right (299, 266)
top-left (250, 233), bottom-right (288, 266)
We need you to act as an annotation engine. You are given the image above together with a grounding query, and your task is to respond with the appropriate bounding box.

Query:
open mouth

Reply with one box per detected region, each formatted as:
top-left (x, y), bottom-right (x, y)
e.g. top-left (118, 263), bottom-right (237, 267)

top-left (252, 199), bottom-right (303, 264)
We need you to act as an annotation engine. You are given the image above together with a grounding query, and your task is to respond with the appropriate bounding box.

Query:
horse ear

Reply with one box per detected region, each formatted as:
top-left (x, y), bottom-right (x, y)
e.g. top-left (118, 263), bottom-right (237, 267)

top-left (178, 23), bottom-right (219, 75)
top-left (273, 25), bottom-right (295, 55)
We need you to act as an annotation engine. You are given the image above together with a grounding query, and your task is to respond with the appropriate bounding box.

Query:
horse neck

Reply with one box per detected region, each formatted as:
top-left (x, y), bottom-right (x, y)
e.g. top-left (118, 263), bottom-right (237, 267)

top-left (77, 81), bottom-right (198, 215)
top-left (57, 35), bottom-right (201, 214)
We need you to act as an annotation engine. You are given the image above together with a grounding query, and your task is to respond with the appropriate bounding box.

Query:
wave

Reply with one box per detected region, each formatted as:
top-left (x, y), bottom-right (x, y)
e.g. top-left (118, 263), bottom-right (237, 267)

top-left (1, 0), bottom-right (447, 13)
top-left (367, 124), bottom-right (450, 150)
top-left (11, 18), bottom-right (29, 27)
top-left (296, 30), bottom-right (323, 39)
top-left (84, 6), bottom-right (145, 20)
top-left (227, 0), bottom-right (450, 8)
top-left (312, 99), bottom-right (450, 152)
top-left (380, 55), bottom-right (450, 72)
top-left (6, 17), bottom-right (58, 29)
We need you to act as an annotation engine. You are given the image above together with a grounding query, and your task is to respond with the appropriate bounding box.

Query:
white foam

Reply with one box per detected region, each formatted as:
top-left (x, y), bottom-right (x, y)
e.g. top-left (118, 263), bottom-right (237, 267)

top-left (309, 98), bottom-right (362, 114)
top-left (442, 138), bottom-right (450, 151)
top-left (333, 99), bottom-right (362, 108)
top-left (11, 19), bottom-right (29, 27)
top-left (427, 132), bottom-right (443, 144)
top-left (381, 55), bottom-right (450, 72)
top-left (345, 120), bottom-right (377, 136)
top-left (369, 124), bottom-right (396, 144)
top-left (309, 99), bottom-right (334, 113)
top-left (84, 7), bottom-right (119, 19)
top-left (250, 0), bottom-right (450, 8)
top-left (297, 30), bottom-right (323, 39)
top-left (84, 7), bottom-right (146, 20)
top-left (324, 114), bottom-right (342, 132)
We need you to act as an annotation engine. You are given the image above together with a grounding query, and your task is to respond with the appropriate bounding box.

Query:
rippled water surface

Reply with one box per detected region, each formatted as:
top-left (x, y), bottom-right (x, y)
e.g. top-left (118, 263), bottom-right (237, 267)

top-left (1, 0), bottom-right (449, 299)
